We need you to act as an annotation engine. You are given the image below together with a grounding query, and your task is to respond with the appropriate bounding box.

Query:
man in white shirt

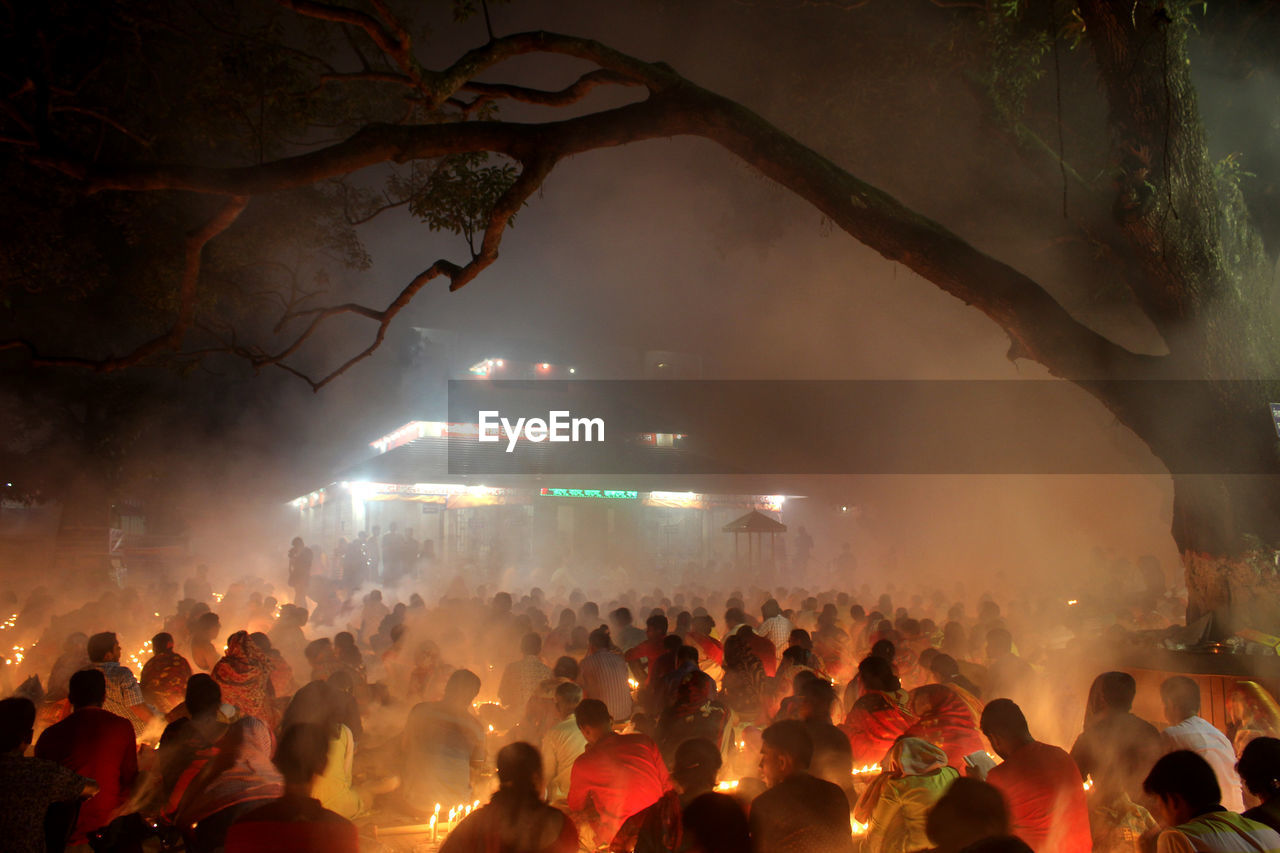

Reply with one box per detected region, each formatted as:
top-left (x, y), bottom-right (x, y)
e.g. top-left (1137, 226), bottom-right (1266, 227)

top-left (1160, 676), bottom-right (1245, 812)
top-left (541, 681), bottom-right (586, 805)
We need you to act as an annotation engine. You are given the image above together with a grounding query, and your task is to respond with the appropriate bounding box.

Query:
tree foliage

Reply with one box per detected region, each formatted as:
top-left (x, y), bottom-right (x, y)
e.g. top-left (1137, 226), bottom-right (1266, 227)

top-left (4, 0), bottom-right (1280, 619)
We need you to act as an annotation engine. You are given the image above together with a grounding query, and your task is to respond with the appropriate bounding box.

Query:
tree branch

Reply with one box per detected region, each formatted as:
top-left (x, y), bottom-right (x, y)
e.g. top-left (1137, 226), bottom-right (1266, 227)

top-left (0, 196), bottom-right (248, 371)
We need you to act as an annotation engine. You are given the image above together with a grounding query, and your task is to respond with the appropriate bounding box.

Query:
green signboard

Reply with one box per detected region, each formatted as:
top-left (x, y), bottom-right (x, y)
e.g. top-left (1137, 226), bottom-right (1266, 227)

top-left (539, 488), bottom-right (639, 499)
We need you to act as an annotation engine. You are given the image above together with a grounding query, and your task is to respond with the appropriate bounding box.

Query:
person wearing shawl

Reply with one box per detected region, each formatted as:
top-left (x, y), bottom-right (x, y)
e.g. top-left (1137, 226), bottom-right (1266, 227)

top-left (842, 656), bottom-right (917, 766)
top-left (175, 715), bottom-right (284, 853)
top-left (609, 737), bottom-right (749, 853)
top-left (212, 631), bottom-right (277, 727)
top-left (656, 671), bottom-right (729, 765)
top-left (721, 630), bottom-right (767, 723)
top-left (905, 681), bottom-right (985, 773)
top-left (141, 632), bottom-right (194, 715)
top-left (855, 736), bottom-right (958, 853)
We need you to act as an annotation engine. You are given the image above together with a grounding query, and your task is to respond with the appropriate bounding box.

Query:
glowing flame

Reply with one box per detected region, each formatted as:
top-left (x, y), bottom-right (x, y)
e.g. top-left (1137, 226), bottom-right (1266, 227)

top-left (715, 779), bottom-right (740, 792)
top-left (852, 763), bottom-right (881, 777)
top-left (851, 818), bottom-right (870, 836)
top-left (628, 677), bottom-right (640, 691)
top-left (1083, 775), bottom-right (1093, 792)
top-left (1067, 599), bottom-right (1079, 606)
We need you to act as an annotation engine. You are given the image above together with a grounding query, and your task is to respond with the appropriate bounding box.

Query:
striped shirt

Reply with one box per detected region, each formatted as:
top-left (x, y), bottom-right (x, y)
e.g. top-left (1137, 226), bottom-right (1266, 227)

top-left (580, 648), bottom-right (633, 722)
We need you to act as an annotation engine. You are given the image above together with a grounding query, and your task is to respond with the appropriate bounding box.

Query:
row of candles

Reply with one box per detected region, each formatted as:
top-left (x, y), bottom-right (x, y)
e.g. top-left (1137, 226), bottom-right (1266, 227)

top-left (373, 799), bottom-right (483, 843)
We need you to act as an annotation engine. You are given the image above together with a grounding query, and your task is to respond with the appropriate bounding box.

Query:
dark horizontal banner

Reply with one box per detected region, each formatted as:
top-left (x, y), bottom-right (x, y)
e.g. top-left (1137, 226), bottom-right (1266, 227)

top-left (445, 380), bottom-right (1280, 475)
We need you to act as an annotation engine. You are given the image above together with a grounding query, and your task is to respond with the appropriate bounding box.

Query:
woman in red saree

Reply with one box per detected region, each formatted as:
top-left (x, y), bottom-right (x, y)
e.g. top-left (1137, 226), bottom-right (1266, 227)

top-left (213, 631), bottom-right (277, 727)
top-left (842, 655), bottom-right (917, 766)
top-left (904, 682), bottom-right (985, 772)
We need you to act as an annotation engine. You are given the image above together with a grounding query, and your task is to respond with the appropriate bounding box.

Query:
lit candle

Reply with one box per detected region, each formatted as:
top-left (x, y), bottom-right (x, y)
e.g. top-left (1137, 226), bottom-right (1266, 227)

top-left (429, 813), bottom-right (437, 843)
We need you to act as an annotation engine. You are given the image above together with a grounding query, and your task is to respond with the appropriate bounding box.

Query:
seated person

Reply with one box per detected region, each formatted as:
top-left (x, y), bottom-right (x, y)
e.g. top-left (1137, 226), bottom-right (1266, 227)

top-left (0, 696), bottom-right (97, 853)
top-left (923, 777), bottom-right (1010, 853)
top-left (225, 723), bottom-right (359, 853)
top-left (441, 741), bottom-right (578, 853)
top-left (1143, 750), bottom-right (1280, 853)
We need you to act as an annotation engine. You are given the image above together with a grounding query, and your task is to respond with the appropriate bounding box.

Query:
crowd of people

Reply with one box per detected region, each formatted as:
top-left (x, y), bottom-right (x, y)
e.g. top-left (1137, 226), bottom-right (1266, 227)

top-left (0, 540), bottom-right (1277, 853)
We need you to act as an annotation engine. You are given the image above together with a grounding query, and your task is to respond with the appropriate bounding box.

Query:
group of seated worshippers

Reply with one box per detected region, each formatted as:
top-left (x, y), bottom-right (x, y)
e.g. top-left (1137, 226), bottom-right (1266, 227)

top-left (12, 580), bottom-right (1280, 853)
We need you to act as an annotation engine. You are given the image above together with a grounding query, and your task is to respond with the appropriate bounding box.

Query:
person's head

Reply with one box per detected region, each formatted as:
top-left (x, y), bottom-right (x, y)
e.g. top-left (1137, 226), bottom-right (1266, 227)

top-left (799, 678), bottom-right (837, 722)
top-left (759, 719), bottom-right (813, 787)
top-left (520, 632), bottom-right (542, 657)
top-left (68, 669), bottom-right (107, 710)
top-left (1161, 676), bottom-right (1200, 726)
top-left (0, 696), bottom-right (36, 754)
top-left (87, 631), bottom-right (119, 663)
top-left (194, 611), bottom-right (221, 640)
top-left (930, 652), bottom-right (961, 681)
top-left (1238, 737), bottom-right (1280, 801)
top-left (274, 723), bottom-right (331, 788)
top-left (762, 598), bottom-right (782, 619)
top-left (986, 628), bottom-right (1013, 660)
top-left (249, 632), bottom-right (272, 654)
top-left (496, 741), bottom-right (544, 796)
top-left (588, 626), bottom-right (612, 652)
top-left (925, 777), bottom-right (1010, 853)
top-left (724, 607), bottom-right (745, 631)
top-left (186, 673), bottom-right (222, 718)
top-left (1087, 671), bottom-right (1138, 717)
top-left (645, 613), bottom-right (669, 642)
top-left (870, 638), bottom-right (896, 661)
top-left (152, 632), bottom-right (175, 654)
top-left (610, 607), bottom-right (633, 628)
top-left (676, 644), bottom-right (700, 667)
top-left (291, 537), bottom-right (303, 548)
top-left (672, 737), bottom-right (722, 794)
top-left (692, 614), bottom-right (715, 636)
top-left (980, 698), bottom-right (1033, 759)
top-left (554, 681), bottom-right (584, 718)
top-left (552, 655), bottom-right (579, 681)
top-left (574, 698), bottom-right (613, 744)
top-left (492, 592), bottom-right (513, 614)
top-left (304, 638), bottom-right (334, 665)
top-left (1144, 750), bottom-right (1221, 827)
top-left (858, 655), bottom-right (900, 693)
top-left (334, 631), bottom-right (356, 650)
top-left (443, 668), bottom-right (482, 707)
top-left (787, 628), bottom-right (812, 650)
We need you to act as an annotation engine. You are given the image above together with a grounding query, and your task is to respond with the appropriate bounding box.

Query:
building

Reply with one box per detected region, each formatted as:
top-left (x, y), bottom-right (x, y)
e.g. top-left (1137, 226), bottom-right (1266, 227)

top-left (286, 420), bottom-right (788, 583)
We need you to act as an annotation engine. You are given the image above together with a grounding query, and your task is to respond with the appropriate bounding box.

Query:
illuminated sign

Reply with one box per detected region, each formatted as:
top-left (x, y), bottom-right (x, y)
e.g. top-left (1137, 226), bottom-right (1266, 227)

top-left (539, 488), bottom-right (638, 499)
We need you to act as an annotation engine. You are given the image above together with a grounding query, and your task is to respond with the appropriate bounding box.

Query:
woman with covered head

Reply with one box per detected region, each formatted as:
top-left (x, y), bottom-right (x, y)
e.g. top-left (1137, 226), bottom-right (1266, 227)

top-left (655, 671), bottom-right (729, 765)
top-left (842, 655), bottom-right (917, 766)
top-left (212, 631), bottom-right (276, 726)
top-left (855, 736), bottom-right (959, 853)
top-left (439, 740), bottom-right (578, 853)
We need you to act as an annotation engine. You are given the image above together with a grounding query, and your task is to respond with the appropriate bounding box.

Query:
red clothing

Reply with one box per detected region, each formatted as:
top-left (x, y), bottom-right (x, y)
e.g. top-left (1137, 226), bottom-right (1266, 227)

top-left (842, 689), bottom-right (916, 765)
top-left (986, 740), bottom-right (1092, 853)
top-left (624, 638), bottom-right (666, 671)
top-left (686, 633), bottom-right (724, 666)
top-left (34, 707), bottom-right (138, 841)
top-left (567, 732), bottom-right (670, 846)
top-left (743, 632), bottom-right (777, 677)
top-left (905, 683), bottom-right (985, 772)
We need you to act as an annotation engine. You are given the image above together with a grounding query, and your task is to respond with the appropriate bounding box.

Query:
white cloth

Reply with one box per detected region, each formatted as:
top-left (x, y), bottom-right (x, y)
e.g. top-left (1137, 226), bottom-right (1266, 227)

top-left (1163, 716), bottom-right (1246, 812)
top-left (541, 714), bottom-right (586, 804)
